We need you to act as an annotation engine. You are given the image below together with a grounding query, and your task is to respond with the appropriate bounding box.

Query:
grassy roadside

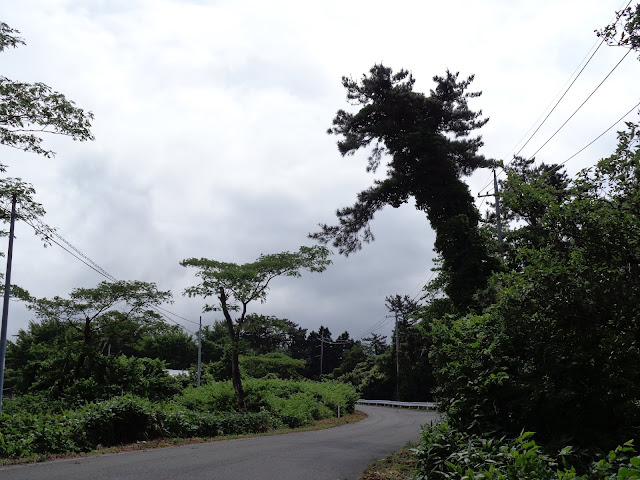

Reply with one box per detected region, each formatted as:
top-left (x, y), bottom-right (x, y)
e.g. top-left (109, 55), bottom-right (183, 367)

top-left (359, 443), bottom-right (418, 480)
top-left (0, 410), bottom-right (367, 467)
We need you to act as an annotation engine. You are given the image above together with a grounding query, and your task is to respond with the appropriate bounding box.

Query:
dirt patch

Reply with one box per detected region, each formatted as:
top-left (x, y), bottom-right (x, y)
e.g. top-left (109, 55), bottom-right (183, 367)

top-left (359, 445), bottom-right (418, 480)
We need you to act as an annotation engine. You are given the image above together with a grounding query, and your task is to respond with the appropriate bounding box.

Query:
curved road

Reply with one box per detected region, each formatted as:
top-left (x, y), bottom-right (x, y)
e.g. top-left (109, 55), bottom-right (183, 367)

top-left (0, 406), bottom-right (438, 480)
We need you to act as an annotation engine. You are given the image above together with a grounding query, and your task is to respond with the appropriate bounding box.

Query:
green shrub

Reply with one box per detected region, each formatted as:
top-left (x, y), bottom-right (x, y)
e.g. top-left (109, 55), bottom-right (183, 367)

top-left (0, 379), bottom-right (357, 459)
top-left (161, 407), bottom-right (280, 437)
top-left (0, 411), bottom-right (79, 457)
top-left (414, 421), bottom-right (640, 480)
top-left (72, 395), bottom-right (162, 448)
top-left (240, 352), bottom-right (305, 379)
top-left (174, 382), bottom-right (237, 412)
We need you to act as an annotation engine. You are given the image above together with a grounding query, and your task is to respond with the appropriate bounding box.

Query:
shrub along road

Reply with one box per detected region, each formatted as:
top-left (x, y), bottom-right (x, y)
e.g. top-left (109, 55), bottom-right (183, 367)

top-left (0, 406), bottom-right (437, 480)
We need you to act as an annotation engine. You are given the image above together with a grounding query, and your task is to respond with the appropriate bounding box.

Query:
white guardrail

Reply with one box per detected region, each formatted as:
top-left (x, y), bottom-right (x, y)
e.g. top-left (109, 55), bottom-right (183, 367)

top-left (356, 399), bottom-right (436, 410)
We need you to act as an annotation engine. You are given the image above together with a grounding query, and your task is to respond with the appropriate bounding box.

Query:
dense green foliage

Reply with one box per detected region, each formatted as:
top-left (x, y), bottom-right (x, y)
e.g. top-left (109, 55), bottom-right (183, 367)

top-left (0, 22), bottom-right (94, 158)
top-left (181, 246), bottom-right (332, 409)
top-left (5, 282), bottom-right (177, 403)
top-left (0, 379), bottom-right (356, 458)
top-left (239, 352), bottom-right (306, 379)
top-left (415, 421), bottom-right (640, 480)
top-left (428, 124), bottom-right (640, 449)
top-left (311, 64), bottom-right (500, 310)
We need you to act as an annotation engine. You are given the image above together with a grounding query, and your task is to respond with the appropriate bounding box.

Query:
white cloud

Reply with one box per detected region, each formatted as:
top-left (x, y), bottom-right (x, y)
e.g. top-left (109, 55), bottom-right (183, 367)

top-left (1, 0), bottom-right (639, 343)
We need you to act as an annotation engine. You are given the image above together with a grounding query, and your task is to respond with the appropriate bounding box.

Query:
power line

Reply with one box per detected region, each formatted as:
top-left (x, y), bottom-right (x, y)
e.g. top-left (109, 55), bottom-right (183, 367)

top-left (513, 40), bottom-right (607, 159)
top-left (0, 207), bottom-right (116, 282)
top-left (355, 261), bottom-right (438, 341)
top-left (45, 223), bottom-right (117, 282)
top-left (356, 313), bottom-right (392, 340)
top-left (477, 35), bottom-right (606, 196)
top-left (154, 305), bottom-right (200, 326)
top-left (477, 48), bottom-right (632, 197)
top-left (150, 306), bottom-right (195, 335)
top-left (1, 209), bottom-right (199, 334)
top-left (477, 0), bottom-right (634, 197)
top-left (526, 49), bottom-right (632, 160)
top-left (551, 99), bottom-right (640, 172)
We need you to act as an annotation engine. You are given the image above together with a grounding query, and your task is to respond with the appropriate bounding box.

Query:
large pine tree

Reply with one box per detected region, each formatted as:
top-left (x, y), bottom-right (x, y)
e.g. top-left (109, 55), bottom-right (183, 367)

top-left (311, 65), bottom-right (500, 310)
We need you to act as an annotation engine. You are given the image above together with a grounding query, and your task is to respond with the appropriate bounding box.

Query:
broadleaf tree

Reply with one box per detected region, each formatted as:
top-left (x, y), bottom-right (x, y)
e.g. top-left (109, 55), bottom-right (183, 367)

top-left (429, 121), bottom-right (640, 448)
top-left (310, 64), bottom-right (500, 311)
top-left (596, 2), bottom-right (640, 58)
top-left (0, 22), bottom-right (94, 159)
top-left (181, 245), bottom-right (331, 409)
top-left (19, 280), bottom-right (173, 382)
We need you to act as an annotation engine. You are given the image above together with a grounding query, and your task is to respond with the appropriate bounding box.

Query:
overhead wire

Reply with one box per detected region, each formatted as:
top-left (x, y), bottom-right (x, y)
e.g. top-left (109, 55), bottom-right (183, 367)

top-left (150, 306), bottom-right (195, 335)
top-left (356, 313), bottom-right (393, 340)
top-left (476, 35), bottom-right (606, 197)
top-left (476, 0), bottom-right (634, 197)
top-left (526, 48), bottom-right (632, 161)
top-left (154, 305), bottom-right (200, 326)
top-left (0, 206), bottom-right (116, 282)
top-left (513, 40), bottom-right (607, 159)
top-left (548, 98), bottom-right (640, 173)
top-left (1, 208), bottom-right (199, 335)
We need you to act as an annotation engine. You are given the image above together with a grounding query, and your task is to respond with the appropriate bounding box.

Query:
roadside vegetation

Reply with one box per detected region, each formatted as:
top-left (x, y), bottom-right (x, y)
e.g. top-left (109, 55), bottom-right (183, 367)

top-left (3, 4), bottom-right (640, 478)
top-left (0, 378), bottom-right (357, 458)
top-left (329, 4), bottom-right (640, 480)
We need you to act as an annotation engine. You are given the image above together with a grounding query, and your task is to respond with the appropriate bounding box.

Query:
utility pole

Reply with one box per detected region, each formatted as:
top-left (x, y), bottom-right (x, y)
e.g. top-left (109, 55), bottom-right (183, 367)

top-left (478, 168), bottom-right (504, 259)
top-left (197, 316), bottom-right (202, 387)
top-left (394, 309), bottom-right (400, 401)
top-left (319, 331), bottom-right (324, 377)
top-left (319, 332), bottom-right (349, 378)
top-left (0, 195), bottom-right (17, 415)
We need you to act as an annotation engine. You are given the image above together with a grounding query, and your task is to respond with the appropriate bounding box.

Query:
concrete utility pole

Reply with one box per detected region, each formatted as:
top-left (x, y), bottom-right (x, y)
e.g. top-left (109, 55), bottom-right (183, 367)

top-left (319, 333), bottom-right (350, 378)
top-left (478, 168), bottom-right (504, 259)
top-left (319, 332), bottom-right (324, 376)
top-left (197, 316), bottom-right (202, 387)
top-left (394, 309), bottom-right (400, 401)
top-left (0, 195), bottom-right (17, 415)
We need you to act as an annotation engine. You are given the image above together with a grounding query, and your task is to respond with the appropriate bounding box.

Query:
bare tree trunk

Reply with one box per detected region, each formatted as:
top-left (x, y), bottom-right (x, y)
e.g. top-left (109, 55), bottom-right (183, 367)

top-left (219, 287), bottom-right (246, 410)
top-left (73, 316), bottom-right (92, 379)
top-left (230, 340), bottom-right (246, 410)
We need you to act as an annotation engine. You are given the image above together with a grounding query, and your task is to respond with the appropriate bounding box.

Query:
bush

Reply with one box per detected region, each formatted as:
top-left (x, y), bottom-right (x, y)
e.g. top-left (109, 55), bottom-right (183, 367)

top-left (0, 410), bottom-right (80, 457)
top-left (173, 378), bottom-right (357, 428)
top-left (0, 378), bottom-right (357, 458)
top-left (414, 421), bottom-right (640, 480)
top-left (174, 382), bottom-right (237, 413)
top-left (72, 395), bottom-right (163, 448)
top-left (240, 352), bottom-right (305, 379)
top-left (161, 407), bottom-right (280, 438)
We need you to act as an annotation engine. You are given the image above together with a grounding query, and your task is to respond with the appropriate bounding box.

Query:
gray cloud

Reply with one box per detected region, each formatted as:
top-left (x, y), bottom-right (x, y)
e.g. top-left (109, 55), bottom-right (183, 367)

top-left (2, 0), bottom-right (639, 344)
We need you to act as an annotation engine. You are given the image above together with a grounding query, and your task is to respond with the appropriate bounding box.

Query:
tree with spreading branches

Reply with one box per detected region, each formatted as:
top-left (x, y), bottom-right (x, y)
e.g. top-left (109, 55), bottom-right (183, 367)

top-left (310, 64), bottom-right (500, 311)
top-left (181, 245), bottom-right (331, 409)
top-left (0, 22), bottom-right (94, 159)
top-left (19, 281), bottom-right (172, 380)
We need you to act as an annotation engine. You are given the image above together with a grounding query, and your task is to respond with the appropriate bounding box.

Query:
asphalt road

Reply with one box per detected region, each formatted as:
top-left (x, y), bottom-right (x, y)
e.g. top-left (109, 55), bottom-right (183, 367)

top-left (0, 406), bottom-right (438, 480)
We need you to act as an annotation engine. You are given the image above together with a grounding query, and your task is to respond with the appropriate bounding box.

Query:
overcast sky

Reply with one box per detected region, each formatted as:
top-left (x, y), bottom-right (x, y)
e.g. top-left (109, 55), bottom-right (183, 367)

top-left (2, 0), bottom-right (639, 344)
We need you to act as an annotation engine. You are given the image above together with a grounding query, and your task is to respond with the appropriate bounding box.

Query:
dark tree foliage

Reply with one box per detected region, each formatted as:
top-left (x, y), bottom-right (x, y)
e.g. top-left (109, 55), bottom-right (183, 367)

top-left (362, 333), bottom-right (388, 356)
top-left (597, 3), bottom-right (640, 58)
top-left (384, 294), bottom-right (434, 401)
top-left (385, 294), bottom-right (419, 320)
top-left (490, 156), bottom-right (570, 270)
top-left (429, 123), bottom-right (640, 449)
top-left (310, 64), bottom-right (500, 310)
top-left (138, 327), bottom-right (197, 370)
top-left (239, 314), bottom-right (294, 355)
top-left (181, 246), bottom-right (331, 409)
top-left (0, 22), bottom-right (94, 158)
top-left (5, 318), bottom-right (182, 405)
